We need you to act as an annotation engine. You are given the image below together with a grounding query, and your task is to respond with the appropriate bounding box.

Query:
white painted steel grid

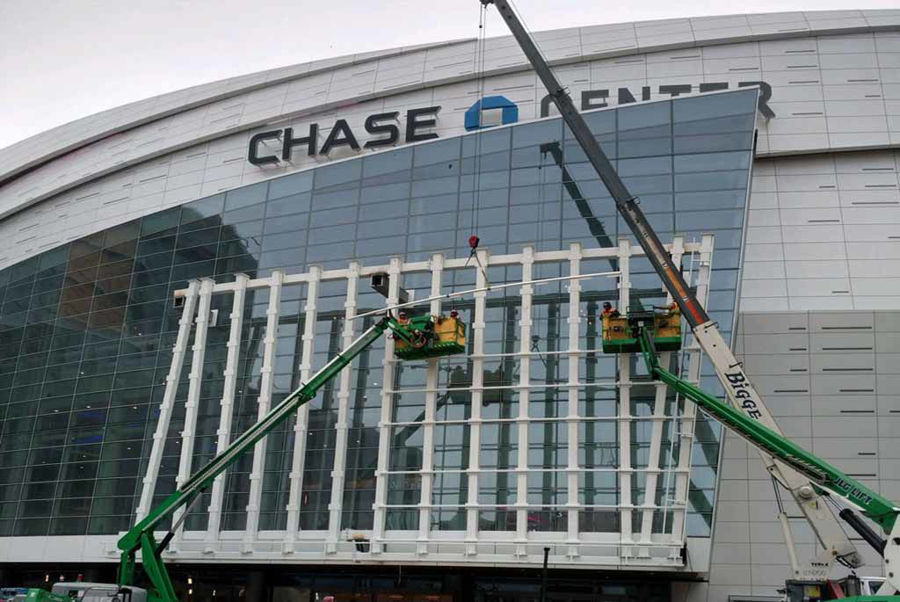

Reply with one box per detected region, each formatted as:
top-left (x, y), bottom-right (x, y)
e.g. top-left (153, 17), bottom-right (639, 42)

top-left (136, 237), bottom-right (715, 568)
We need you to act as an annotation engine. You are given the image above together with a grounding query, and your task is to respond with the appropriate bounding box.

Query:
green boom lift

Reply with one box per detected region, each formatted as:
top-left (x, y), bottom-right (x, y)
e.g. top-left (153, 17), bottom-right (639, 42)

top-left (628, 313), bottom-right (899, 601)
top-left (27, 311), bottom-right (466, 602)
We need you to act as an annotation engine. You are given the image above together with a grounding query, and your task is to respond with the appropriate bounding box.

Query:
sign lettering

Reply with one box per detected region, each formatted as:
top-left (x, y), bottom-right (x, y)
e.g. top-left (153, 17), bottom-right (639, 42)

top-left (540, 81), bottom-right (775, 119)
top-left (248, 107), bottom-right (441, 166)
top-left (725, 370), bottom-right (763, 419)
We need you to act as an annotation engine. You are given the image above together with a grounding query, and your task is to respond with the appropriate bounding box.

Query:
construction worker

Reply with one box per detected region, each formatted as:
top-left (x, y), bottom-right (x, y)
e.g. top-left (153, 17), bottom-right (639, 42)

top-left (601, 302), bottom-right (620, 318)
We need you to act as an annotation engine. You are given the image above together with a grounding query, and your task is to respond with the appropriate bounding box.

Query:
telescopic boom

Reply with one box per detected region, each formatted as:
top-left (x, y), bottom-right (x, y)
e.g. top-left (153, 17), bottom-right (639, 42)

top-left (635, 325), bottom-right (900, 597)
top-left (636, 329), bottom-right (898, 535)
top-left (114, 315), bottom-right (419, 602)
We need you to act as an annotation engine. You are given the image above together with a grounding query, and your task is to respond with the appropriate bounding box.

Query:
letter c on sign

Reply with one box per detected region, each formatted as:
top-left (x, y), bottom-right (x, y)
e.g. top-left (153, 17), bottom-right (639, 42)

top-left (248, 130), bottom-right (282, 166)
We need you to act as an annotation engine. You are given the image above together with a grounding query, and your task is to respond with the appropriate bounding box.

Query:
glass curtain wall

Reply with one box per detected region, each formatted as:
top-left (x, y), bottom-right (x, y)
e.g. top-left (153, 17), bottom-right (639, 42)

top-left (0, 89), bottom-right (757, 537)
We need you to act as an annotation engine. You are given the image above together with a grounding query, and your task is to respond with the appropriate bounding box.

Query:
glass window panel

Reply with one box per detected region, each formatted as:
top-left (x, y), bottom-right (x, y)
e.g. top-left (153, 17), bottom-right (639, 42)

top-left (263, 213), bottom-right (307, 237)
top-left (141, 209), bottom-right (180, 237)
top-left (364, 146), bottom-right (412, 178)
top-left (312, 187), bottom-right (359, 210)
top-left (360, 182), bottom-right (410, 204)
top-left (221, 203), bottom-right (264, 225)
top-left (309, 205), bottom-right (357, 228)
top-left (225, 182), bottom-right (267, 211)
top-left (306, 223), bottom-right (356, 246)
top-left (413, 139), bottom-right (459, 167)
top-left (269, 172), bottom-right (313, 200)
top-left (411, 176), bottom-right (459, 198)
top-left (15, 517), bottom-right (52, 536)
top-left (314, 161), bottom-right (362, 189)
top-left (264, 192), bottom-right (311, 218)
top-left (37, 245), bottom-right (71, 271)
top-left (180, 195), bottom-right (224, 226)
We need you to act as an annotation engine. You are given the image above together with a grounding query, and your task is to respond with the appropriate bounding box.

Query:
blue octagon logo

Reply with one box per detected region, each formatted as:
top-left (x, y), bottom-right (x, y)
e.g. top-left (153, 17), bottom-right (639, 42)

top-left (464, 95), bottom-right (519, 131)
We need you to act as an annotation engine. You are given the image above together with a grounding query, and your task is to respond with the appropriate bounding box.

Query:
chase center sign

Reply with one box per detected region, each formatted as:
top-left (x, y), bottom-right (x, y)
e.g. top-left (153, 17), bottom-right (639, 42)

top-left (247, 81), bottom-right (773, 166)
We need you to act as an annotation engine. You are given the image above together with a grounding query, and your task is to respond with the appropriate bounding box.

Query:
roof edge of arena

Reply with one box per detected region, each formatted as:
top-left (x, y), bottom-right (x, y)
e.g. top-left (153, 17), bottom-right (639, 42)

top-left (1, 9), bottom-right (898, 185)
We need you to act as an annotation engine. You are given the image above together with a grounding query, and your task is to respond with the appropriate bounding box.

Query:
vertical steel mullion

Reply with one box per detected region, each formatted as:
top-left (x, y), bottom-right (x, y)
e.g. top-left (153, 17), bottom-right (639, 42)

top-left (671, 235), bottom-right (715, 543)
top-left (639, 363), bottom-right (670, 544)
top-left (371, 257), bottom-right (401, 553)
top-left (417, 254), bottom-right (444, 555)
top-left (242, 270), bottom-right (284, 550)
top-left (284, 266), bottom-right (320, 551)
top-left (172, 277), bottom-right (215, 545)
top-left (515, 247), bottom-right (534, 557)
top-left (617, 239), bottom-right (633, 551)
top-left (565, 243), bottom-right (582, 557)
top-left (465, 249), bottom-right (488, 555)
top-left (136, 280), bottom-right (200, 521)
top-left (204, 273), bottom-right (249, 549)
top-left (326, 262), bottom-right (360, 553)
top-left (639, 237), bottom-right (683, 545)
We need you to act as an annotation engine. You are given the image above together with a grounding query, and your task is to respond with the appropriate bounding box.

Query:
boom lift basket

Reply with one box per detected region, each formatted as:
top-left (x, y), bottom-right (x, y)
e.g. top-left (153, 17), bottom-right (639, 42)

top-left (602, 307), bottom-right (682, 353)
top-left (393, 313), bottom-right (467, 360)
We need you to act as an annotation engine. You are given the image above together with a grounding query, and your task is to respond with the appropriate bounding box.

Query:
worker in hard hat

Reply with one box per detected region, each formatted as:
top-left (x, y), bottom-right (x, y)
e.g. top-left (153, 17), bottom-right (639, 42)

top-left (601, 302), bottom-right (620, 318)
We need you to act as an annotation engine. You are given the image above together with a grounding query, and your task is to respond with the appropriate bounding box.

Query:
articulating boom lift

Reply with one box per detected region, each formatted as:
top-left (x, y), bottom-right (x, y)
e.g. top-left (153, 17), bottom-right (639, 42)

top-left (27, 312), bottom-right (466, 602)
top-left (481, 0), bottom-right (899, 598)
top-left (627, 315), bottom-right (899, 600)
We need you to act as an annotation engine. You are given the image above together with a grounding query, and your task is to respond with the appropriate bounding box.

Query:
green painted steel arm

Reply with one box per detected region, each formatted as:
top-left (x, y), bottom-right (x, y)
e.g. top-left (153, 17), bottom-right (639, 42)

top-left (637, 330), bottom-right (899, 534)
top-left (117, 315), bottom-right (403, 600)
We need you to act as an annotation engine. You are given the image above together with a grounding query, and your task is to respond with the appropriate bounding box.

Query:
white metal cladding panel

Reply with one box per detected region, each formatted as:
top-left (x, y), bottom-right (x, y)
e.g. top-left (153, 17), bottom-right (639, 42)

top-left (698, 310), bottom-right (898, 602)
top-left (2, 26), bottom-right (900, 271)
top-left (742, 149), bottom-right (900, 311)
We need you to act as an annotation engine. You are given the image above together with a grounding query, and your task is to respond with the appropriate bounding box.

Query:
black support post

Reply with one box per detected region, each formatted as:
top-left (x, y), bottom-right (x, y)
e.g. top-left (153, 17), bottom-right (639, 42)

top-left (540, 546), bottom-right (550, 602)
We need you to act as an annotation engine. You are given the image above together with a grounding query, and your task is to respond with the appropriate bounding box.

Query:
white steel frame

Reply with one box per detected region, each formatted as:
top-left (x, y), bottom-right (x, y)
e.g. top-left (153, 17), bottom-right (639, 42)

top-left (135, 237), bottom-right (715, 569)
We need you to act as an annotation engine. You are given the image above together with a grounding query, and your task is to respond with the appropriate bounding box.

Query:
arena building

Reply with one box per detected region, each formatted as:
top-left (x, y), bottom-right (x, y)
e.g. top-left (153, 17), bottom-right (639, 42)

top-left (0, 9), bottom-right (899, 601)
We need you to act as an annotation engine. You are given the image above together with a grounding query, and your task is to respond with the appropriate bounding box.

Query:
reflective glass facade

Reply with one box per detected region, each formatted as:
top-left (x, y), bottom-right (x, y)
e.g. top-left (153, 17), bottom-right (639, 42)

top-left (0, 89), bottom-right (756, 539)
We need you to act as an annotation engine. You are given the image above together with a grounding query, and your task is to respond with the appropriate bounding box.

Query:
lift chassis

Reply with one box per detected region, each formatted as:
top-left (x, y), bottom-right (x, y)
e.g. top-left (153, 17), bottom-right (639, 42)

top-left (481, 0), bottom-right (897, 592)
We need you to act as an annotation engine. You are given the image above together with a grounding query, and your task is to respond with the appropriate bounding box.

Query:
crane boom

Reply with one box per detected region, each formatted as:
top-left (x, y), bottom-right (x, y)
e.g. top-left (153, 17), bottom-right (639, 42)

top-left (481, 0), bottom-right (862, 574)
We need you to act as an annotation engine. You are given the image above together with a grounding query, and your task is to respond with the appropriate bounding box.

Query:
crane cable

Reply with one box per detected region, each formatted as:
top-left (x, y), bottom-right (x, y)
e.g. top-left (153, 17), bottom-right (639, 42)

top-left (462, 3), bottom-right (491, 290)
top-left (473, 1), bottom-right (487, 235)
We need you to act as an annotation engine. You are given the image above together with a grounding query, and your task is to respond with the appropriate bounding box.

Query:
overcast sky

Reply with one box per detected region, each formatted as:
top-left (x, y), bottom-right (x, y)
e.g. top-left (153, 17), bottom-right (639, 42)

top-left (1, 0), bottom-right (897, 151)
